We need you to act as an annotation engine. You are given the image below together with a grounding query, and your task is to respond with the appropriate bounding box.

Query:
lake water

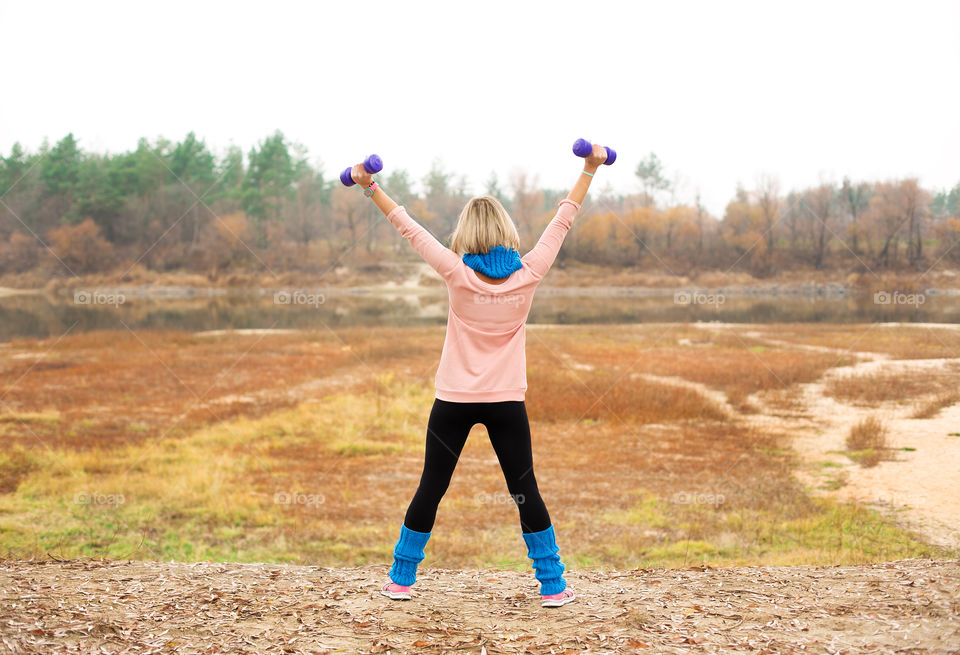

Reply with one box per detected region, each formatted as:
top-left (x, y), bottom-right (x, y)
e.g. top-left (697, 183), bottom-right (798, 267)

top-left (2, 287), bottom-right (959, 341)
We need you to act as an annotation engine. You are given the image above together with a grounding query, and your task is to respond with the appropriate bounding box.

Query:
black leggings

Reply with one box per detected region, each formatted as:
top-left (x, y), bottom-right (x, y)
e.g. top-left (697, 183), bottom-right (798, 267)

top-left (403, 398), bottom-right (552, 534)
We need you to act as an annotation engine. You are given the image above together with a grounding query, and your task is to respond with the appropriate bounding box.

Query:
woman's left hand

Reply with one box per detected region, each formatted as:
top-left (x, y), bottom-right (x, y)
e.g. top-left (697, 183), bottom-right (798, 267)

top-left (351, 163), bottom-right (374, 187)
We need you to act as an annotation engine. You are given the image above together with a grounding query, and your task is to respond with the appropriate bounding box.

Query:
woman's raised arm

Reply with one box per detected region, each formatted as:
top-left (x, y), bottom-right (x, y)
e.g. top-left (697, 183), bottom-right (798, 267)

top-left (521, 145), bottom-right (608, 278)
top-left (349, 163), bottom-right (459, 278)
top-left (369, 185), bottom-right (398, 216)
top-left (566, 143), bottom-right (607, 204)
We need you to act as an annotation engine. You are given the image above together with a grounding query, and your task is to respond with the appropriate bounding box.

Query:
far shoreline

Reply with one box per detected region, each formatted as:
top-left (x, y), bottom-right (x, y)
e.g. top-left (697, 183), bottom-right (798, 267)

top-left (4, 283), bottom-right (959, 302)
top-left (2, 263), bottom-right (958, 301)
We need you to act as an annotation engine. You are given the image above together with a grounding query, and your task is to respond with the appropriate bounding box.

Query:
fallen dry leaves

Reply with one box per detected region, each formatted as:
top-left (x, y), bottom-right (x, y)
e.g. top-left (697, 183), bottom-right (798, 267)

top-left (1, 558), bottom-right (958, 654)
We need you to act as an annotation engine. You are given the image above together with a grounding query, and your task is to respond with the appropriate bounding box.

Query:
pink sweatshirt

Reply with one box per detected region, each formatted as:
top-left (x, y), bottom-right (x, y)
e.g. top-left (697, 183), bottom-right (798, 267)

top-left (385, 198), bottom-right (582, 402)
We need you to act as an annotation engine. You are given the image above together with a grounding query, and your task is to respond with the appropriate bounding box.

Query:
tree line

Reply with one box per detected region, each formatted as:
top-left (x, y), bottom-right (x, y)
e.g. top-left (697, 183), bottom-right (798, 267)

top-left (1, 131), bottom-right (958, 279)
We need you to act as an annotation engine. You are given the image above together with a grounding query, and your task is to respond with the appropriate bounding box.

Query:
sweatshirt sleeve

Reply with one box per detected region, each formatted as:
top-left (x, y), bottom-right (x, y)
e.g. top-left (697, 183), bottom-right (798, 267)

top-left (385, 205), bottom-right (461, 279)
top-left (521, 198), bottom-right (581, 279)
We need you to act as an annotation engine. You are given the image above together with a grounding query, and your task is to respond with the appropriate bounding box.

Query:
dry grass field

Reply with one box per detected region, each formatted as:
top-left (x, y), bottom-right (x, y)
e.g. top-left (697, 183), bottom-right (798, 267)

top-left (3, 322), bottom-right (960, 653)
top-left (2, 323), bottom-right (958, 572)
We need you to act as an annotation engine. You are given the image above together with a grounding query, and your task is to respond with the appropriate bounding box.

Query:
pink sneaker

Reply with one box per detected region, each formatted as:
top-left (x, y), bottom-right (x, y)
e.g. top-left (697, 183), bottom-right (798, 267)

top-left (541, 588), bottom-right (575, 607)
top-left (381, 581), bottom-right (412, 600)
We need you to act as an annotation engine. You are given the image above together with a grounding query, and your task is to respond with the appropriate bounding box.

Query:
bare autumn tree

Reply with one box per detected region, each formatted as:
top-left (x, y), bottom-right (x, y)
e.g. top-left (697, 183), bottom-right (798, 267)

top-left (802, 182), bottom-right (837, 270)
top-left (46, 218), bottom-right (115, 274)
top-left (422, 159), bottom-right (463, 238)
top-left (575, 211), bottom-right (618, 263)
top-left (780, 191), bottom-right (805, 259)
top-left (619, 205), bottom-right (659, 266)
top-left (840, 177), bottom-right (871, 255)
top-left (755, 174), bottom-right (781, 259)
top-left (694, 193), bottom-right (706, 264)
top-left (330, 186), bottom-right (365, 250)
top-left (864, 182), bottom-right (899, 266)
top-left (930, 182), bottom-right (960, 265)
top-left (933, 217), bottom-right (960, 265)
top-left (660, 206), bottom-right (680, 252)
top-left (722, 184), bottom-right (770, 275)
top-left (288, 166), bottom-right (328, 245)
top-left (484, 171), bottom-right (512, 212)
top-left (863, 179), bottom-right (930, 269)
top-left (660, 205), bottom-right (700, 271)
top-left (660, 197), bottom-right (716, 274)
top-left (385, 169), bottom-right (416, 208)
top-left (903, 179), bottom-right (930, 268)
top-left (0, 232), bottom-right (39, 274)
top-left (168, 132), bottom-right (216, 255)
top-left (634, 152), bottom-right (671, 208)
top-left (507, 169), bottom-right (544, 246)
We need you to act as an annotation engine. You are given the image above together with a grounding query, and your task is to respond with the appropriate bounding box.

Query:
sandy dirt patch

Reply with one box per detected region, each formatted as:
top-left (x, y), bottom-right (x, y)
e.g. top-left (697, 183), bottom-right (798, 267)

top-left (694, 323), bottom-right (960, 550)
top-left (0, 287), bottom-right (39, 298)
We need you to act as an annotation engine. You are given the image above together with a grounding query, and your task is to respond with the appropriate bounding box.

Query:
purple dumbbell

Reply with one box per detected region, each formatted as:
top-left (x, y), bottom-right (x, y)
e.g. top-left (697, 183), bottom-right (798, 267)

top-left (340, 154), bottom-right (384, 186)
top-left (572, 139), bottom-right (616, 165)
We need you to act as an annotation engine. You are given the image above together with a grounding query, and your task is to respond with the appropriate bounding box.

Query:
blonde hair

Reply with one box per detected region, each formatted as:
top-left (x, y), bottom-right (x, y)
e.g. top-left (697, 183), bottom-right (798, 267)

top-left (449, 195), bottom-right (521, 256)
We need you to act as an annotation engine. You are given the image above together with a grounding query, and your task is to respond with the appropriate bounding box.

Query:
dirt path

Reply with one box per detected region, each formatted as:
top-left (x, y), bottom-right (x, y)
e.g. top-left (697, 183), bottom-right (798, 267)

top-left (766, 358), bottom-right (960, 551)
top-left (691, 324), bottom-right (960, 551)
top-left (2, 559), bottom-right (958, 654)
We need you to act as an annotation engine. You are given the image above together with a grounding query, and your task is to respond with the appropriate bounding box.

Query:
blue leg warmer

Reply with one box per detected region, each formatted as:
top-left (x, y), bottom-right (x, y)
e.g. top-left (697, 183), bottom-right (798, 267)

top-left (388, 523), bottom-right (432, 586)
top-left (521, 523), bottom-right (567, 595)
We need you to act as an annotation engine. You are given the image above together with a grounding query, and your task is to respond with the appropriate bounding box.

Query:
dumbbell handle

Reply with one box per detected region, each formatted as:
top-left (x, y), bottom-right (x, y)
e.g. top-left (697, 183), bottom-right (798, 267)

top-left (572, 139), bottom-right (616, 165)
top-left (340, 154), bottom-right (384, 186)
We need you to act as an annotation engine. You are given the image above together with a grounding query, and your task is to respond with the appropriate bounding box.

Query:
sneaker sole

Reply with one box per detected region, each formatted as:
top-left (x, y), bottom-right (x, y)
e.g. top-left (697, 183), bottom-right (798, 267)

top-left (541, 592), bottom-right (575, 607)
top-left (380, 589), bottom-right (411, 600)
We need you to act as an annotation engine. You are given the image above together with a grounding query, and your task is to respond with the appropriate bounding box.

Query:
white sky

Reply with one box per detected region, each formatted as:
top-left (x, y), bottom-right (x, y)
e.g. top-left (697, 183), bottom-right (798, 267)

top-left (1, 0), bottom-right (958, 217)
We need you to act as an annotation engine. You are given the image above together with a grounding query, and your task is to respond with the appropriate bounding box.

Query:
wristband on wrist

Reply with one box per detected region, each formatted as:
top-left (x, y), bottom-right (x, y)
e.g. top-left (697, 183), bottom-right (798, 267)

top-left (582, 170), bottom-right (594, 177)
top-left (363, 181), bottom-right (378, 197)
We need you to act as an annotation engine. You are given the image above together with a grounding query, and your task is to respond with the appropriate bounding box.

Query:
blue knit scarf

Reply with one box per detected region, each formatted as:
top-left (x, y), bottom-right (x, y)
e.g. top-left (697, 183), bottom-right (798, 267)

top-left (462, 245), bottom-right (522, 279)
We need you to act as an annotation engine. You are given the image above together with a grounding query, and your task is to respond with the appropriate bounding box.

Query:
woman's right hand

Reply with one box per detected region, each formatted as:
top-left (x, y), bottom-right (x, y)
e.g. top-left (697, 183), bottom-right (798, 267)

top-left (351, 163), bottom-right (374, 187)
top-left (584, 144), bottom-right (607, 170)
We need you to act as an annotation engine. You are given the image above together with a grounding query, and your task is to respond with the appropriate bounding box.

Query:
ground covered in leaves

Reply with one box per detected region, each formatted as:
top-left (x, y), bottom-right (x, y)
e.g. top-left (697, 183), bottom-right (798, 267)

top-left (2, 558), bottom-right (959, 654)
